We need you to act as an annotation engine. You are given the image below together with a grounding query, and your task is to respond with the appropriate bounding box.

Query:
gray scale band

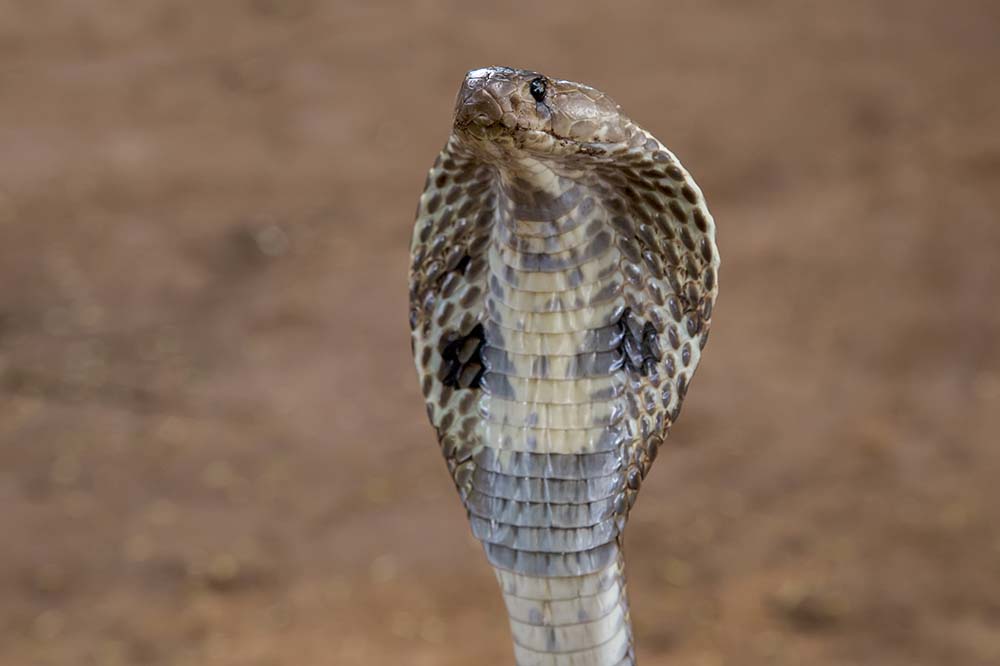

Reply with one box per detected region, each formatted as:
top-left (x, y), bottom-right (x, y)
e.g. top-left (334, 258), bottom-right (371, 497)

top-left (471, 468), bottom-right (623, 504)
top-left (484, 541), bottom-right (619, 577)
top-left (474, 447), bottom-right (625, 480)
top-left (466, 491), bottom-right (621, 529)
top-left (498, 230), bottom-right (614, 273)
top-left (470, 515), bottom-right (619, 553)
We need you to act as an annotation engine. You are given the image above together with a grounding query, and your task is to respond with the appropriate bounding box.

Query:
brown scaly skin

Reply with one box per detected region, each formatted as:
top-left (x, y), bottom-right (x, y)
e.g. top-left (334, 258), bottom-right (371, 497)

top-left (409, 67), bottom-right (720, 665)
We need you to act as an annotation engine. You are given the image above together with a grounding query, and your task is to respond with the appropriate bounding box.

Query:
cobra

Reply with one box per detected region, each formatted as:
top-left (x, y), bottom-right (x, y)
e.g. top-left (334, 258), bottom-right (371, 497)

top-left (408, 66), bottom-right (720, 665)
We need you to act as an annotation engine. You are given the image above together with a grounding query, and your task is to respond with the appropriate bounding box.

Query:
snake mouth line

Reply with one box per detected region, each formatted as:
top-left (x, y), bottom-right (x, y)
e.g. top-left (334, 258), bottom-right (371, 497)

top-left (455, 123), bottom-right (622, 158)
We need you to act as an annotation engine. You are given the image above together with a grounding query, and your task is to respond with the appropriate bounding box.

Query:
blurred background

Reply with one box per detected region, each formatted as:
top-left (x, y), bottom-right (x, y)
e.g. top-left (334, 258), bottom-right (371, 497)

top-left (1, 1), bottom-right (998, 665)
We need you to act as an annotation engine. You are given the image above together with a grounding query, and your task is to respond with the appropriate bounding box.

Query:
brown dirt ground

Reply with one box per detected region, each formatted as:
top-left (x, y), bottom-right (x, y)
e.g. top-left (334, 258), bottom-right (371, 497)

top-left (1, 2), bottom-right (999, 665)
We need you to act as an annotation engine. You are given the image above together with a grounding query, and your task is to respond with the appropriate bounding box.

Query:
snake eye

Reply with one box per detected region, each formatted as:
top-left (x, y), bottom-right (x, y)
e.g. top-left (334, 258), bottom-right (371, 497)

top-left (529, 77), bottom-right (547, 103)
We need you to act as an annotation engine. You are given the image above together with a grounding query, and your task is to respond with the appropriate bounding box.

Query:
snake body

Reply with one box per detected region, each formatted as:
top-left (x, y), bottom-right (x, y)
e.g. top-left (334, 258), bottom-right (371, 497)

top-left (408, 67), bottom-right (719, 665)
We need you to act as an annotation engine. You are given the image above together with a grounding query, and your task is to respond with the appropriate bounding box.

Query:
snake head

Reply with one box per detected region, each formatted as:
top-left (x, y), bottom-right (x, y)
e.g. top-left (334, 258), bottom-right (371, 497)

top-left (453, 66), bottom-right (631, 156)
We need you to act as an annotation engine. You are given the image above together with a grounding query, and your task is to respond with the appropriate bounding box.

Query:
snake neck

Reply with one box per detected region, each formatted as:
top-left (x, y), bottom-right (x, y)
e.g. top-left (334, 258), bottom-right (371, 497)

top-left (469, 155), bottom-right (638, 665)
top-left (493, 551), bottom-right (634, 666)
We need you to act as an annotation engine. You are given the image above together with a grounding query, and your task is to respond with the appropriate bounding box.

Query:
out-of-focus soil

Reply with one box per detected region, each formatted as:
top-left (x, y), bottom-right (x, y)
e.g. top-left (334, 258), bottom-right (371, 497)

top-left (1, 2), bottom-right (999, 665)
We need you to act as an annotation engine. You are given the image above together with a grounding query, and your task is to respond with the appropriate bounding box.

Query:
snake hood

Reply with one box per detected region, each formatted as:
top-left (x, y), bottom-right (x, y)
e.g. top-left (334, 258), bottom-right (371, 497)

top-left (454, 66), bottom-right (632, 158)
top-left (410, 65), bottom-right (720, 666)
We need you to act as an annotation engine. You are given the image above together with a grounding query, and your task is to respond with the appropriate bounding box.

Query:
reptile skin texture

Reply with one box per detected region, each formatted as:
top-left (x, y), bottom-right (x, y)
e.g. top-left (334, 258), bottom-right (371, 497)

top-left (408, 67), bottom-right (720, 666)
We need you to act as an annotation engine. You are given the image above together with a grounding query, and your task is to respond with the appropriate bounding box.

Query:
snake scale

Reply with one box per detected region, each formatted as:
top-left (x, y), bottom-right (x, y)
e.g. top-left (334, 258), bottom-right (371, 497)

top-left (408, 67), bottom-right (720, 665)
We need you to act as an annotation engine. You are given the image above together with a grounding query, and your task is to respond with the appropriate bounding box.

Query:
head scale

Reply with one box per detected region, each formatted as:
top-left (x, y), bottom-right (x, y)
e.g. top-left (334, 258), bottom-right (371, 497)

top-left (453, 66), bottom-right (632, 160)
